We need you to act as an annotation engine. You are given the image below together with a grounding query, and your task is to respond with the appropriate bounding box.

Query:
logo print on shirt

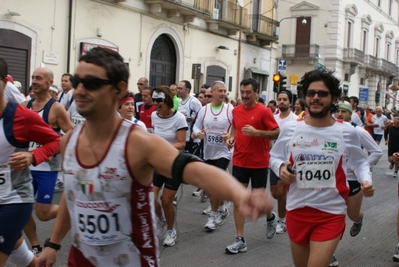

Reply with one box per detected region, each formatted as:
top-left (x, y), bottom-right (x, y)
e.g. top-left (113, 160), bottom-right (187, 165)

top-left (322, 141), bottom-right (338, 152)
top-left (80, 180), bottom-right (94, 197)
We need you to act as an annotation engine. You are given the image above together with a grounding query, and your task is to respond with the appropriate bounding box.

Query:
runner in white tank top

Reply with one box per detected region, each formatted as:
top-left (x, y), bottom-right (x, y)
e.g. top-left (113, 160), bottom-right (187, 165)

top-left (36, 47), bottom-right (274, 267)
top-left (193, 81), bottom-right (233, 231)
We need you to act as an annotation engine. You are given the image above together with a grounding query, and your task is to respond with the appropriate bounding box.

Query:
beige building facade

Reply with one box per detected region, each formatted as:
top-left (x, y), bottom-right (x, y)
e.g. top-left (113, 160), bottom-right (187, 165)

top-left (275, 0), bottom-right (399, 110)
top-left (0, 0), bottom-right (279, 102)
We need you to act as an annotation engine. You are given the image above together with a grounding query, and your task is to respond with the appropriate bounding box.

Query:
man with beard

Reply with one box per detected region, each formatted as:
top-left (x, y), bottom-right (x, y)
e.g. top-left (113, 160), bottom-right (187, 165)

top-left (225, 78), bottom-right (280, 254)
top-left (270, 68), bottom-right (374, 267)
top-left (269, 90), bottom-right (298, 235)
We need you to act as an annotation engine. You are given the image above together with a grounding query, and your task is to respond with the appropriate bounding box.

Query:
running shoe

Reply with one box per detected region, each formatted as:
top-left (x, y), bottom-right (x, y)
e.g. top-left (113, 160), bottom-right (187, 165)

top-left (192, 188), bottom-right (202, 197)
top-left (329, 254), bottom-right (339, 266)
top-left (276, 220), bottom-right (286, 234)
top-left (31, 246), bottom-right (42, 257)
top-left (394, 172), bottom-right (398, 178)
top-left (163, 229), bottom-right (177, 247)
top-left (202, 205), bottom-right (211, 215)
top-left (350, 216), bottom-right (363, 237)
top-left (205, 214), bottom-right (224, 231)
top-left (224, 201), bottom-right (232, 210)
top-left (390, 163), bottom-right (395, 170)
top-left (54, 180), bottom-right (64, 192)
top-left (225, 236), bottom-right (247, 254)
top-left (218, 207), bottom-right (230, 219)
top-left (200, 191), bottom-right (208, 202)
top-left (156, 218), bottom-right (167, 238)
top-left (266, 212), bottom-right (277, 239)
top-left (394, 245), bottom-right (399, 262)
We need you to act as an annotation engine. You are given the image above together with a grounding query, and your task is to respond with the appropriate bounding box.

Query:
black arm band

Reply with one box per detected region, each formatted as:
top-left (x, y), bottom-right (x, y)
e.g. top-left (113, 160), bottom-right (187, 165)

top-left (44, 238), bottom-right (61, 251)
top-left (172, 151), bottom-right (203, 184)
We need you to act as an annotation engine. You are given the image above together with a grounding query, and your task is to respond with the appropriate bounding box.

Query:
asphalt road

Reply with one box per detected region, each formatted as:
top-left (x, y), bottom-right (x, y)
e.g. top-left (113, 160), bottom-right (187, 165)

top-left (6, 143), bottom-right (399, 267)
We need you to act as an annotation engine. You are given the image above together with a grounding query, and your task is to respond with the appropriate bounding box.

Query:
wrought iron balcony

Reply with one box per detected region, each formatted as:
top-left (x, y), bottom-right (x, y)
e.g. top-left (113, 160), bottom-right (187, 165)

top-left (144, 0), bottom-right (212, 20)
top-left (207, 0), bottom-right (249, 31)
top-left (343, 48), bottom-right (364, 65)
top-left (282, 44), bottom-right (320, 58)
top-left (378, 59), bottom-right (399, 75)
top-left (364, 55), bottom-right (378, 70)
top-left (244, 14), bottom-right (278, 42)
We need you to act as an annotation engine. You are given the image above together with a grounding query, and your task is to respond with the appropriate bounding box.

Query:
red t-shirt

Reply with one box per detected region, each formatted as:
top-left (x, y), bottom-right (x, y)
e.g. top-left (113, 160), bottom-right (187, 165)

top-left (232, 103), bottom-right (278, 168)
top-left (139, 104), bottom-right (155, 129)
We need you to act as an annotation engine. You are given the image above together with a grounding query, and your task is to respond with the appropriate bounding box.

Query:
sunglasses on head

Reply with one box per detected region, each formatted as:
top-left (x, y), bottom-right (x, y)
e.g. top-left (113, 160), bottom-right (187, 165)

top-left (306, 90), bottom-right (330, 98)
top-left (153, 98), bottom-right (164, 103)
top-left (70, 76), bottom-right (114, 91)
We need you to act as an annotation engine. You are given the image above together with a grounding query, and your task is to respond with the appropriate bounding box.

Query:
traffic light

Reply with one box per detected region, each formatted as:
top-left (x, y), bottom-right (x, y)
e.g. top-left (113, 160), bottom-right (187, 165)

top-left (273, 74), bottom-right (281, 92)
top-left (280, 73), bottom-right (287, 91)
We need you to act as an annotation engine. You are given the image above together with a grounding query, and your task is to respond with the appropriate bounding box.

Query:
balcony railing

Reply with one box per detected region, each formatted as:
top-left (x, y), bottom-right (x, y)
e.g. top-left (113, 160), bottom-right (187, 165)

top-left (378, 59), bottom-right (399, 75)
top-left (144, 0), bottom-right (212, 16)
top-left (282, 44), bottom-right (320, 58)
top-left (211, 0), bottom-right (248, 28)
top-left (364, 55), bottom-right (378, 69)
top-left (246, 14), bottom-right (278, 38)
top-left (343, 48), bottom-right (364, 64)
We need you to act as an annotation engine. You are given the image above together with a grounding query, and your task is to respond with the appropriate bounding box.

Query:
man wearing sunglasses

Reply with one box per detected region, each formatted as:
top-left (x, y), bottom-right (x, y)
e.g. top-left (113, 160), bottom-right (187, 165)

top-left (36, 47), bottom-right (274, 267)
top-left (21, 67), bottom-right (73, 256)
top-left (134, 77), bottom-right (148, 119)
top-left (270, 68), bottom-right (374, 267)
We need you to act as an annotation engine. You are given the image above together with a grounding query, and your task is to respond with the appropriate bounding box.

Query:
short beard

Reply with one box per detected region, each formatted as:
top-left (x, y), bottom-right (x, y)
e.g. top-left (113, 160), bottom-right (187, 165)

top-left (307, 102), bottom-right (332, 119)
top-left (279, 106), bottom-right (289, 112)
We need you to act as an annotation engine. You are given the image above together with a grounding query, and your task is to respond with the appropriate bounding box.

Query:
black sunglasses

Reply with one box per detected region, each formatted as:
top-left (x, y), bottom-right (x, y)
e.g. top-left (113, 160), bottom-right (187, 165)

top-left (153, 98), bottom-right (164, 103)
top-left (306, 90), bottom-right (330, 98)
top-left (204, 95), bottom-right (213, 98)
top-left (70, 76), bottom-right (114, 90)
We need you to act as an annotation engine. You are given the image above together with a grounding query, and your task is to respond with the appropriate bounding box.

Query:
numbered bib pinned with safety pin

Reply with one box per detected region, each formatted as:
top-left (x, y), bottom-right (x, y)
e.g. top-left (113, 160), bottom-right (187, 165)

top-left (295, 160), bottom-right (336, 189)
top-left (74, 198), bottom-right (130, 245)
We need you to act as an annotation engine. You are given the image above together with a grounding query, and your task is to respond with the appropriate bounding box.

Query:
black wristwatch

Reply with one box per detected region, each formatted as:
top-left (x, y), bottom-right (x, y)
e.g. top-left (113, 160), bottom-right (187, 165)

top-left (44, 238), bottom-right (61, 251)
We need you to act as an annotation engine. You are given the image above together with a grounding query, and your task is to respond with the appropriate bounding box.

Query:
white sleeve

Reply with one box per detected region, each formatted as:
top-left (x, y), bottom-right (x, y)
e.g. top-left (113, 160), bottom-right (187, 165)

top-left (193, 106), bottom-right (205, 135)
top-left (357, 127), bottom-right (383, 166)
top-left (270, 122), bottom-right (296, 175)
top-left (191, 97), bottom-right (203, 117)
top-left (5, 82), bottom-right (24, 103)
top-left (351, 113), bottom-right (363, 127)
top-left (343, 124), bottom-right (372, 183)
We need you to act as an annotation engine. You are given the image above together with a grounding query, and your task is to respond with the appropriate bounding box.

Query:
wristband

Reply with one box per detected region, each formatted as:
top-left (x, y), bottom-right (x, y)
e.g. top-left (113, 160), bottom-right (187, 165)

top-left (44, 238), bottom-right (61, 251)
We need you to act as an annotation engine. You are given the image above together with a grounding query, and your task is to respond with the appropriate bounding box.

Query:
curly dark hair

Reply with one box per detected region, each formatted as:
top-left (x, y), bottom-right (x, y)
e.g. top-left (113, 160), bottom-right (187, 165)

top-left (299, 68), bottom-right (341, 98)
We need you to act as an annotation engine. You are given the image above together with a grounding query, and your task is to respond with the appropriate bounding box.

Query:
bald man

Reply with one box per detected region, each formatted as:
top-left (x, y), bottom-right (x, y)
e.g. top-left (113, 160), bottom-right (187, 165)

top-left (21, 67), bottom-right (73, 255)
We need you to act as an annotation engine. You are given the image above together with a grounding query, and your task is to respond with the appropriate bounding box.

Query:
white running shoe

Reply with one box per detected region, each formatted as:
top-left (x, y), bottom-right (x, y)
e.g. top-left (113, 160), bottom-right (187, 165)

top-left (276, 221), bottom-right (286, 234)
top-left (202, 205), bottom-right (211, 215)
top-left (163, 229), bottom-right (177, 247)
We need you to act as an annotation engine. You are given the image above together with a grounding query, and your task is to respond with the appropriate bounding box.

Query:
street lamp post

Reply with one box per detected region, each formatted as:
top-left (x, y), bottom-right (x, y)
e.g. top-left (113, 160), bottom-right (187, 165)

top-left (274, 16), bottom-right (307, 37)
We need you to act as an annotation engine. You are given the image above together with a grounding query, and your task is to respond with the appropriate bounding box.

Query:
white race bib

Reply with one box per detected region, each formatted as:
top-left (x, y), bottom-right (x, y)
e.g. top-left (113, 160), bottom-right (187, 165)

top-left (206, 132), bottom-right (225, 146)
top-left (74, 197), bottom-right (130, 245)
top-left (296, 160), bottom-right (336, 189)
top-left (0, 163), bottom-right (11, 195)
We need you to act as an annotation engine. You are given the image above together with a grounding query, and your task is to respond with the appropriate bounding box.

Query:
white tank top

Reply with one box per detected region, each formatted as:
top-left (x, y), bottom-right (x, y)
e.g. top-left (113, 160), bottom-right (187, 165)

top-left (64, 120), bottom-right (159, 267)
top-left (201, 103), bottom-right (233, 160)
